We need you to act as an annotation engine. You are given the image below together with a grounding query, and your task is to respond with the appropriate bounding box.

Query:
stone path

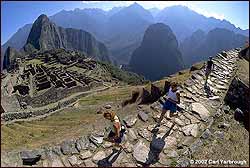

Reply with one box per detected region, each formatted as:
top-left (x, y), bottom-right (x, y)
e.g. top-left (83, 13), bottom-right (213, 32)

top-left (1, 49), bottom-right (241, 167)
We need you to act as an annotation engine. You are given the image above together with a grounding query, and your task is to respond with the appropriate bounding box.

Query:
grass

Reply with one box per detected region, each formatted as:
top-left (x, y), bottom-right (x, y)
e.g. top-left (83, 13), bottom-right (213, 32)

top-left (237, 58), bottom-right (249, 86)
top-left (78, 86), bottom-right (132, 106)
top-left (1, 85), bottom-right (134, 151)
top-left (1, 107), bottom-right (96, 151)
top-left (23, 59), bottom-right (43, 66)
top-left (142, 68), bottom-right (192, 92)
top-left (191, 113), bottom-right (249, 167)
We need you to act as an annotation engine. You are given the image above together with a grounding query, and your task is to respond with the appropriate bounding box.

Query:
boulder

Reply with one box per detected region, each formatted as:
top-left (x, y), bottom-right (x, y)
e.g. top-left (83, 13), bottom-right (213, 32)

top-left (164, 136), bottom-right (177, 149)
top-left (51, 157), bottom-right (64, 167)
top-left (133, 141), bottom-right (150, 164)
top-left (191, 103), bottom-right (210, 121)
top-left (138, 128), bottom-right (152, 141)
top-left (1, 151), bottom-right (23, 167)
top-left (123, 141), bottom-right (133, 153)
top-left (201, 129), bottom-right (212, 139)
top-left (92, 151), bottom-right (106, 164)
top-left (182, 136), bottom-right (194, 146)
top-left (76, 136), bottom-right (90, 151)
top-left (138, 111), bottom-right (148, 122)
top-left (52, 146), bottom-right (62, 156)
top-left (164, 150), bottom-right (179, 158)
top-left (68, 155), bottom-right (78, 166)
top-left (123, 115), bottom-right (137, 127)
top-left (83, 159), bottom-right (96, 167)
top-left (222, 105), bottom-right (230, 114)
top-left (102, 141), bottom-right (113, 148)
top-left (159, 154), bottom-right (172, 165)
top-left (189, 139), bottom-right (203, 154)
top-left (174, 118), bottom-right (185, 126)
top-left (60, 139), bottom-right (79, 155)
top-left (20, 150), bottom-right (41, 165)
top-left (177, 158), bottom-right (190, 167)
top-left (80, 150), bottom-right (93, 160)
top-left (127, 128), bottom-right (138, 141)
top-left (182, 124), bottom-right (199, 137)
top-left (218, 123), bottom-right (230, 129)
top-left (209, 96), bottom-right (220, 100)
top-left (89, 132), bottom-right (104, 147)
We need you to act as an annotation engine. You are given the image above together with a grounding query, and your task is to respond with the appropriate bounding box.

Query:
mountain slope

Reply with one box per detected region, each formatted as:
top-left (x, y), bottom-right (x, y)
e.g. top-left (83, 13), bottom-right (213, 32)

top-left (24, 14), bottom-right (110, 62)
top-left (149, 7), bottom-right (161, 17)
top-left (3, 47), bottom-right (22, 70)
top-left (156, 5), bottom-right (249, 42)
top-left (1, 24), bottom-right (32, 54)
top-left (180, 28), bottom-right (248, 66)
top-left (180, 29), bottom-right (206, 66)
top-left (49, 8), bottom-right (108, 41)
top-left (105, 2), bottom-right (155, 64)
top-left (129, 23), bottom-right (184, 81)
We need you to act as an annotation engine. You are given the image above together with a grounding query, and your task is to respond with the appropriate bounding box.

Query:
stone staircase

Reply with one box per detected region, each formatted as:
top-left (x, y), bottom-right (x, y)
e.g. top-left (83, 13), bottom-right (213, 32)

top-left (1, 48), bottom-right (241, 167)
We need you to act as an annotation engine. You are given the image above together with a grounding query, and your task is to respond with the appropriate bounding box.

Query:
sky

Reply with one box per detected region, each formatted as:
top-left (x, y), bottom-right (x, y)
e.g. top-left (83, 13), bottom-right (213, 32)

top-left (1, 1), bottom-right (249, 45)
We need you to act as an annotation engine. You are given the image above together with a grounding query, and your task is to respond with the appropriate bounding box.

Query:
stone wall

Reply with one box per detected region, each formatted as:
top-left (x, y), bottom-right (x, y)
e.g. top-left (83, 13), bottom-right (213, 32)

top-left (224, 77), bottom-right (249, 111)
top-left (1, 86), bottom-right (109, 122)
top-left (16, 86), bottom-right (90, 108)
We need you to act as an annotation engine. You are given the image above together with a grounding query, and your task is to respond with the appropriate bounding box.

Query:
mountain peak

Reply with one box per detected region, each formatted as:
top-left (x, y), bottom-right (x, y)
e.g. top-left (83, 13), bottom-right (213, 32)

top-left (36, 14), bottom-right (50, 24)
top-left (128, 2), bottom-right (144, 9)
top-left (130, 23), bottom-right (184, 80)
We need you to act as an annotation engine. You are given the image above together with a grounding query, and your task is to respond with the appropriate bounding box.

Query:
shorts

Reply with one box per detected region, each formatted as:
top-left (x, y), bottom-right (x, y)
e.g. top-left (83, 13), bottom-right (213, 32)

top-left (108, 131), bottom-right (124, 144)
top-left (162, 100), bottom-right (177, 113)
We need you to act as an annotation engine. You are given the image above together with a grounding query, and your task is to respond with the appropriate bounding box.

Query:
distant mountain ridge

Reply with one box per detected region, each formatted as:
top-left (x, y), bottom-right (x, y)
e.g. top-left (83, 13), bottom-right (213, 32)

top-left (155, 5), bottom-right (249, 42)
top-left (2, 4), bottom-right (249, 66)
top-left (180, 28), bottom-right (248, 66)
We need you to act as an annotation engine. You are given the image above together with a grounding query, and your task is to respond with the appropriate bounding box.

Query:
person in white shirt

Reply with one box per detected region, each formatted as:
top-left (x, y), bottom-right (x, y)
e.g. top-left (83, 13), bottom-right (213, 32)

top-left (156, 82), bottom-right (180, 127)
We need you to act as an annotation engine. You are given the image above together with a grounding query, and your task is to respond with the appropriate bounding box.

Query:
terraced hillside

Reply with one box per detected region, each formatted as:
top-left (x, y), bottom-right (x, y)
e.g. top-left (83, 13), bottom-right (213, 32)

top-left (1, 48), bottom-right (144, 123)
top-left (1, 48), bottom-right (248, 167)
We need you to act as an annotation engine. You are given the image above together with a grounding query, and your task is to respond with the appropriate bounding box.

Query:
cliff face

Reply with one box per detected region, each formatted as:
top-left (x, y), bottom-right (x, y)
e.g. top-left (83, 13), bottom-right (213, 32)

top-left (3, 47), bottom-right (22, 70)
top-left (129, 23), bottom-right (184, 81)
top-left (24, 14), bottom-right (110, 62)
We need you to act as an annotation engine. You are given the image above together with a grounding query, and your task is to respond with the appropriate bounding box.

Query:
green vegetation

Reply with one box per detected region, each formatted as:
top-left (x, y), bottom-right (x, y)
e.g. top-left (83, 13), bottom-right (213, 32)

top-left (78, 86), bottom-right (132, 106)
top-left (24, 58), bottom-right (43, 66)
top-left (97, 61), bottom-right (146, 85)
top-left (1, 85), bottom-right (134, 151)
top-left (1, 107), bottom-right (96, 151)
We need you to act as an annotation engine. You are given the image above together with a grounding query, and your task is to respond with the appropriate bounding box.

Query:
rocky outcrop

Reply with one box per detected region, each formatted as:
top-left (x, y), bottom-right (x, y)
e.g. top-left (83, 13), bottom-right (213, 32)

top-left (24, 14), bottom-right (110, 62)
top-left (129, 23), bottom-right (184, 81)
top-left (3, 47), bottom-right (23, 70)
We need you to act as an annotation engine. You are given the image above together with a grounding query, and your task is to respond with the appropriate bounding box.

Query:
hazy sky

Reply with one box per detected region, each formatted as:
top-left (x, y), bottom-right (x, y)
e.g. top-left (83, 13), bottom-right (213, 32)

top-left (1, 1), bottom-right (249, 45)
